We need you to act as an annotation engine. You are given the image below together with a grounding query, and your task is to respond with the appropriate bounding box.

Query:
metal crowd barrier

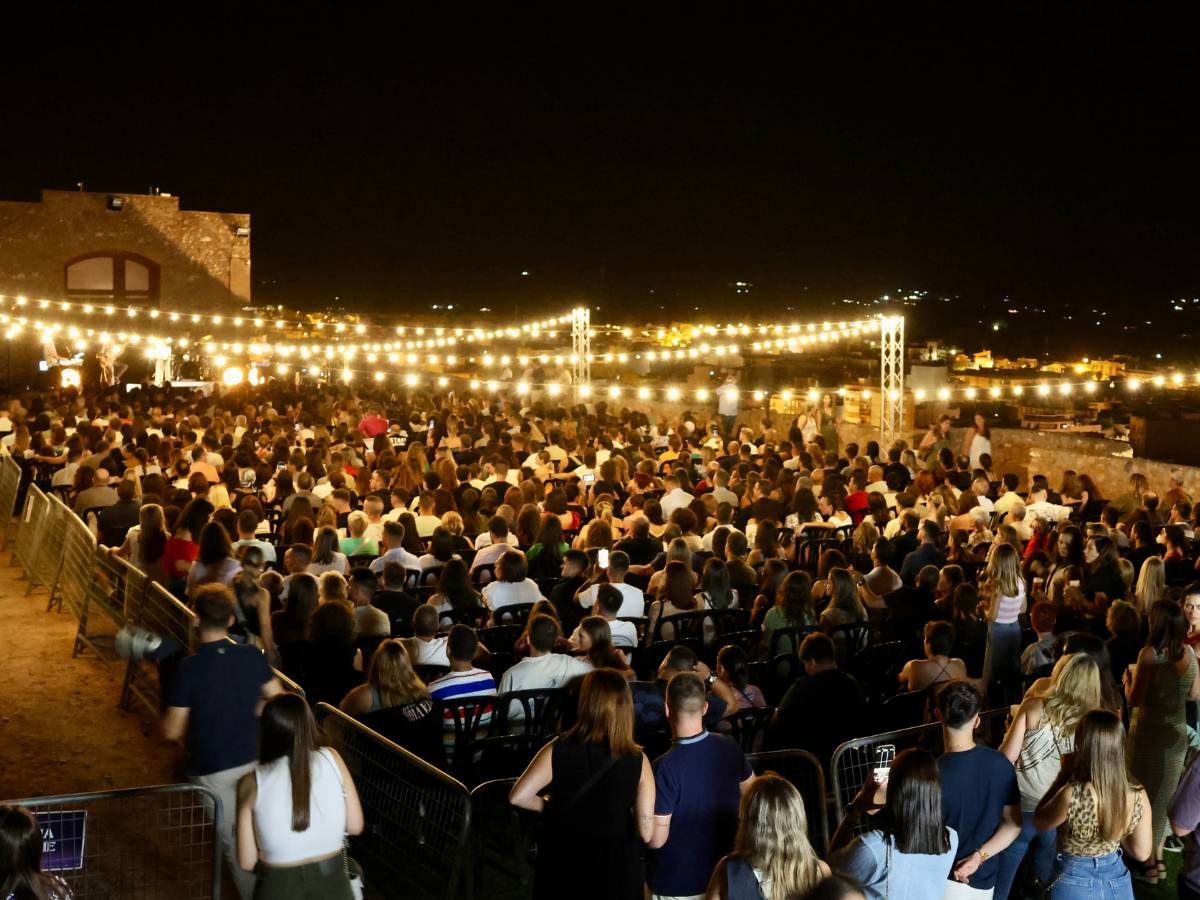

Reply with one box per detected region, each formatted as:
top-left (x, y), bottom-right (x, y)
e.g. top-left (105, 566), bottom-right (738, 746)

top-left (316, 703), bottom-right (473, 900)
top-left (120, 581), bottom-right (197, 716)
top-left (0, 453), bottom-right (23, 551)
top-left (12, 483), bottom-right (51, 591)
top-left (5, 783), bottom-right (221, 899)
top-left (36, 494), bottom-right (71, 609)
top-left (830, 707), bottom-right (1009, 825)
top-left (747, 749), bottom-right (829, 854)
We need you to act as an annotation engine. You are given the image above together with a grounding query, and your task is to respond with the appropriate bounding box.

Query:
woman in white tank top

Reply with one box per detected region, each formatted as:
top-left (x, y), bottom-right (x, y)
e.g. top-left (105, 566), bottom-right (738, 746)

top-left (236, 693), bottom-right (364, 899)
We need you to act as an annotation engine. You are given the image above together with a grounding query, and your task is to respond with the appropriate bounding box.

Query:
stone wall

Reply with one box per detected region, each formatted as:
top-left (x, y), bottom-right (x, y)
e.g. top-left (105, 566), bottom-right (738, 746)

top-left (0, 190), bottom-right (250, 311)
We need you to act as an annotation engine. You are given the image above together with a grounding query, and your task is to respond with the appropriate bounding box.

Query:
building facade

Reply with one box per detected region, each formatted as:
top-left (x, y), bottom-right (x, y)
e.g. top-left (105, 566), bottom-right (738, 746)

top-left (0, 190), bottom-right (250, 312)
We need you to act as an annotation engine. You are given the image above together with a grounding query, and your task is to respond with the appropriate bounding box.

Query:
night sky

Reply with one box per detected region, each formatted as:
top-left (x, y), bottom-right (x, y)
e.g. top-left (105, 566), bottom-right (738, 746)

top-left (1, 16), bottom-right (1197, 342)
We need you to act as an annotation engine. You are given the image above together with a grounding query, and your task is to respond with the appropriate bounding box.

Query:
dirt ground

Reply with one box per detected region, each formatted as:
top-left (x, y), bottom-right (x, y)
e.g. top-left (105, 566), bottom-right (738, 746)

top-left (0, 556), bottom-right (177, 801)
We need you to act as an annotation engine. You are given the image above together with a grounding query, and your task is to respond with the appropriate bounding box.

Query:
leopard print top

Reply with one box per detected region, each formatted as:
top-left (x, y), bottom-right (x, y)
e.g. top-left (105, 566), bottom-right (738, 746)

top-left (1059, 781), bottom-right (1144, 856)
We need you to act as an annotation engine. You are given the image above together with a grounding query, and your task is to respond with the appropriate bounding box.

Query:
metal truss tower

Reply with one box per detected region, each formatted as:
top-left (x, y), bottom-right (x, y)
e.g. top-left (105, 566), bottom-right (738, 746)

top-left (879, 314), bottom-right (906, 449)
top-left (571, 306), bottom-right (591, 401)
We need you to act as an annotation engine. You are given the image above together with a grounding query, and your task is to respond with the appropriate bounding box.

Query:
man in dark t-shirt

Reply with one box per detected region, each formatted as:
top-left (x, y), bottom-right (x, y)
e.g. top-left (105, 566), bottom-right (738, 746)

top-left (163, 584), bottom-right (281, 899)
top-left (648, 672), bottom-right (753, 898)
top-left (935, 681), bottom-right (1021, 896)
top-left (767, 633), bottom-right (866, 769)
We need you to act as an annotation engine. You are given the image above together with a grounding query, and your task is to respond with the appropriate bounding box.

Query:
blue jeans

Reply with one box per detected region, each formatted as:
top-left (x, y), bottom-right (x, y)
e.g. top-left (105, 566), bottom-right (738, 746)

top-left (994, 810), bottom-right (1056, 900)
top-left (1047, 850), bottom-right (1132, 900)
top-left (983, 620), bottom-right (1021, 690)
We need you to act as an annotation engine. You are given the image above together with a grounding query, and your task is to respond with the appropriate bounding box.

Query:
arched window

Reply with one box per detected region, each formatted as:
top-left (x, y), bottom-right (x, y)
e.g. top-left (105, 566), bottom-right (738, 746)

top-left (64, 252), bottom-right (160, 305)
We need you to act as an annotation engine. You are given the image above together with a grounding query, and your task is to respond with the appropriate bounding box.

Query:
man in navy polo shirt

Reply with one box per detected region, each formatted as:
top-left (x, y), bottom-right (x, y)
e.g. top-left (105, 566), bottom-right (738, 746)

top-left (935, 680), bottom-right (1021, 899)
top-left (647, 671), bottom-right (753, 900)
top-left (163, 584), bottom-right (282, 899)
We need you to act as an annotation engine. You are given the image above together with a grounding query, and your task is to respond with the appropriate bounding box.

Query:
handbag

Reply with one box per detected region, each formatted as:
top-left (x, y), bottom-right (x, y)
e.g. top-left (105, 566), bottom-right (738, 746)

top-left (324, 749), bottom-right (365, 900)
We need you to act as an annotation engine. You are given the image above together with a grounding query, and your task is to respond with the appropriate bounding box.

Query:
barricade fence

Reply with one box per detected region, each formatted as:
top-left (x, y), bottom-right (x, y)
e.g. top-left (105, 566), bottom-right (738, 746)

top-left (316, 702), bottom-right (473, 900)
top-left (0, 453), bottom-right (22, 551)
top-left (746, 749), bottom-right (830, 854)
top-left (36, 494), bottom-right (71, 609)
top-left (6, 783), bottom-right (221, 899)
top-left (830, 707), bottom-right (1010, 825)
top-left (120, 581), bottom-right (197, 716)
top-left (12, 484), bottom-right (51, 590)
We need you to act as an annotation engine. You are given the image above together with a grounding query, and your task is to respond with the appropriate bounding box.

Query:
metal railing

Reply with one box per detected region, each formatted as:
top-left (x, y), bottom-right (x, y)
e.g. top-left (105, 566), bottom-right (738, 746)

top-left (120, 581), bottom-right (197, 716)
top-left (830, 707), bottom-right (1009, 825)
top-left (12, 484), bottom-right (51, 591)
top-left (0, 453), bottom-right (23, 551)
top-left (36, 493), bottom-right (71, 609)
top-left (5, 783), bottom-right (222, 899)
top-left (747, 749), bottom-right (830, 854)
top-left (316, 703), bottom-right (473, 900)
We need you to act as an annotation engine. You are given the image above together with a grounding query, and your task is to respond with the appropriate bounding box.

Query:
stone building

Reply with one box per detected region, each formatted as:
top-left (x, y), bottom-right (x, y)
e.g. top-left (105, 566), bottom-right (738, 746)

top-left (0, 189), bottom-right (250, 312)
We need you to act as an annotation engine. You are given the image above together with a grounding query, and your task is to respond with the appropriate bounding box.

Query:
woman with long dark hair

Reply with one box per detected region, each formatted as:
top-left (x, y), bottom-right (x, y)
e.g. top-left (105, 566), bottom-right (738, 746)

top-left (829, 748), bottom-right (957, 898)
top-left (509, 669), bottom-right (655, 899)
top-left (236, 693), bottom-right (363, 899)
top-left (1033, 709), bottom-right (1151, 897)
top-left (186, 521), bottom-right (241, 597)
top-left (1125, 599), bottom-right (1200, 881)
top-left (162, 497), bottom-right (214, 594)
top-left (0, 804), bottom-right (72, 899)
top-left (526, 514), bottom-right (568, 580)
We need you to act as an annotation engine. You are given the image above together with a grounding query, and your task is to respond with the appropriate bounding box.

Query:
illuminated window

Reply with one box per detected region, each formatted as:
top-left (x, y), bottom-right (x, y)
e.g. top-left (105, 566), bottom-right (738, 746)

top-left (64, 252), bottom-right (159, 304)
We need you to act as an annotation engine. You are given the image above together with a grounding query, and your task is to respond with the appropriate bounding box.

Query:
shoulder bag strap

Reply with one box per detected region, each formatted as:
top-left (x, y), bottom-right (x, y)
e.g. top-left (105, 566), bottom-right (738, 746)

top-left (568, 752), bottom-right (622, 806)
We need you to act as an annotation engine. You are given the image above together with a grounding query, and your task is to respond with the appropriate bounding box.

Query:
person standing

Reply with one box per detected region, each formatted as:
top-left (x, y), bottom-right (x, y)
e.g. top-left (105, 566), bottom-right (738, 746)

top-left (648, 671), bottom-right (754, 900)
top-left (1124, 599), bottom-right (1200, 883)
top-left (235, 693), bottom-right (364, 899)
top-left (1033, 710), bottom-right (1151, 899)
top-left (934, 681), bottom-right (1021, 898)
top-left (163, 584), bottom-right (283, 899)
top-left (509, 669), bottom-right (656, 900)
top-left (962, 414), bottom-right (992, 471)
top-left (717, 376), bottom-right (740, 438)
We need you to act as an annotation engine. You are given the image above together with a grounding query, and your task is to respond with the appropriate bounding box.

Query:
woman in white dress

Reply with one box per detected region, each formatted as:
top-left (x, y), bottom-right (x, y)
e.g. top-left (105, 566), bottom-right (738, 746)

top-left (962, 413), bottom-right (992, 470)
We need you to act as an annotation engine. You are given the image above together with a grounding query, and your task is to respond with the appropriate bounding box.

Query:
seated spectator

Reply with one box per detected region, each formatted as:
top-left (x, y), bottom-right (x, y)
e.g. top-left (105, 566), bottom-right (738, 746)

top-left (716, 645), bottom-right (766, 711)
top-left (339, 510), bottom-right (379, 557)
top-left (705, 774), bottom-right (830, 899)
top-left (573, 584), bottom-right (638, 651)
top-left (576, 549), bottom-right (645, 617)
top-left (768, 633), bottom-right (866, 768)
top-left (482, 550), bottom-right (543, 621)
top-left (648, 559), bottom-right (704, 640)
top-left (163, 497), bottom-right (214, 591)
top-left (186, 520), bottom-right (241, 598)
top-left (899, 521), bottom-right (946, 587)
top-left (469, 515), bottom-right (516, 572)
top-left (933, 681), bottom-right (1021, 894)
top-left (116, 502), bottom-right (170, 583)
top-left (427, 557), bottom-right (485, 616)
top-left (697, 557), bottom-right (739, 610)
top-left (647, 671), bottom-right (754, 898)
top-left (864, 538), bottom-right (903, 597)
top-left (829, 749), bottom-right (959, 900)
top-left (231, 508), bottom-right (276, 564)
top-left (347, 567), bottom-right (389, 637)
top-left (73, 464), bottom-right (118, 514)
top-left (338, 639), bottom-right (443, 765)
top-left (573, 616), bottom-right (633, 677)
top-left (526, 514), bottom-right (569, 580)
top-left (416, 526), bottom-right (460, 572)
top-left (818, 568), bottom-right (869, 640)
top-left (897, 621), bottom-right (966, 693)
top-left (427, 625), bottom-right (497, 719)
top-left (319, 571), bottom-right (349, 607)
top-left (513, 600), bottom-right (575, 660)
top-left (230, 547), bottom-right (277, 661)
top-left (94, 476), bottom-right (140, 545)
top-left (371, 562), bottom-right (420, 636)
top-left (402, 606), bottom-right (450, 667)
top-left (762, 569), bottom-right (818, 654)
top-left (1021, 601), bottom-right (1058, 675)
top-left (236, 693), bottom-right (364, 898)
top-left (309, 526), bottom-right (349, 577)
top-left (497, 615), bottom-right (592, 723)
top-left (368, 519), bottom-right (421, 575)
top-left (614, 515), bottom-right (660, 566)
top-left (631, 645), bottom-right (734, 742)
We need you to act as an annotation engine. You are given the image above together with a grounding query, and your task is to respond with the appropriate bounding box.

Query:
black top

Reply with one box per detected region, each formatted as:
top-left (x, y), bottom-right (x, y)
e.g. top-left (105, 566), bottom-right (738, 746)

top-left (614, 535), bottom-right (661, 567)
top-left (372, 588), bottom-right (420, 635)
top-left (535, 737), bottom-right (645, 900)
top-left (768, 668), bottom-right (866, 768)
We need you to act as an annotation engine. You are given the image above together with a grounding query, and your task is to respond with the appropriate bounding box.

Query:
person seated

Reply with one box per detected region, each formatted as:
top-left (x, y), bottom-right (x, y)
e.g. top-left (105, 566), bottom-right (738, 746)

top-left (631, 645), bottom-right (734, 755)
top-left (339, 639), bottom-right (443, 766)
top-left (864, 537), bottom-right (903, 597)
top-left (369, 519), bottom-right (421, 575)
top-left (401, 605), bottom-right (450, 667)
top-left (497, 615), bottom-right (592, 725)
top-left (575, 549), bottom-right (646, 617)
top-left (897, 620), bottom-right (966, 693)
top-left (570, 583), bottom-right (638, 652)
top-left (767, 633), bottom-right (866, 769)
top-left (339, 510), bottom-right (379, 557)
top-left (469, 515), bottom-right (516, 572)
top-left (512, 600), bottom-right (575, 660)
top-left (427, 625), bottom-right (497, 753)
top-left (572, 616), bottom-right (634, 678)
top-left (1021, 601), bottom-right (1058, 675)
top-left (371, 562), bottom-right (420, 636)
top-left (482, 550), bottom-right (544, 622)
top-left (715, 644), bottom-right (767, 710)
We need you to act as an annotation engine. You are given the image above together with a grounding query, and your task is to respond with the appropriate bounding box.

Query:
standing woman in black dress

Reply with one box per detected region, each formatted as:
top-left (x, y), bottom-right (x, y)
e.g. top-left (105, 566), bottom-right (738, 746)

top-left (509, 668), bottom-right (656, 900)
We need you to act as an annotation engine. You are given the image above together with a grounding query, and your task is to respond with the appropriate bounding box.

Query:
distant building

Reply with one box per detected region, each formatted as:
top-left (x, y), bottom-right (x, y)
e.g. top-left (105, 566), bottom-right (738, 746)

top-left (0, 190), bottom-right (250, 312)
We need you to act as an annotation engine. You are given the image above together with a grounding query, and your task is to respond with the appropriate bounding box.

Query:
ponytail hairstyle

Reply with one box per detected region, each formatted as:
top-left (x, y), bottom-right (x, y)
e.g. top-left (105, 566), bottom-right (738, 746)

top-left (258, 692), bottom-right (319, 832)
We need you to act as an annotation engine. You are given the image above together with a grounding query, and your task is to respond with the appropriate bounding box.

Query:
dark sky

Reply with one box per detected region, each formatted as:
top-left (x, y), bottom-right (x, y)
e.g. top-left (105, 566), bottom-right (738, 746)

top-left (1, 14), bottom-right (1197, 329)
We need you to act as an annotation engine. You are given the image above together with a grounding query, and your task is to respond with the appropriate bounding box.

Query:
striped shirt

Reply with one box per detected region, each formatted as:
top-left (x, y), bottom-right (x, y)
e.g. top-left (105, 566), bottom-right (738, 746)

top-left (428, 667), bottom-right (497, 754)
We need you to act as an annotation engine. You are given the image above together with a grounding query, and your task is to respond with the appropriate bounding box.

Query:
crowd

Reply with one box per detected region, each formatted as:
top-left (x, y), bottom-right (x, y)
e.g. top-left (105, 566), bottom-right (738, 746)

top-left (4, 378), bottom-right (1200, 899)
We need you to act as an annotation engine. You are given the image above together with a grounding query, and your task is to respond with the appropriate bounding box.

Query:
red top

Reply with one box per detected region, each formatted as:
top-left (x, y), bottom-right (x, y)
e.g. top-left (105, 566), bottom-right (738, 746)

top-left (162, 536), bottom-right (199, 579)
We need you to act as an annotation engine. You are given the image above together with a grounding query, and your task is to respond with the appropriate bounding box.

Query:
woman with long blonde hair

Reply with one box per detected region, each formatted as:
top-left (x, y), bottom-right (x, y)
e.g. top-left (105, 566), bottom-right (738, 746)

top-left (1133, 555), bottom-right (1165, 615)
top-left (980, 542), bottom-right (1026, 691)
top-left (1034, 709), bottom-right (1151, 897)
top-left (338, 641), bottom-right (442, 764)
top-left (994, 653), bottom-right (1103, 898)
top-left (705, 773), bottom-right (829, 900)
